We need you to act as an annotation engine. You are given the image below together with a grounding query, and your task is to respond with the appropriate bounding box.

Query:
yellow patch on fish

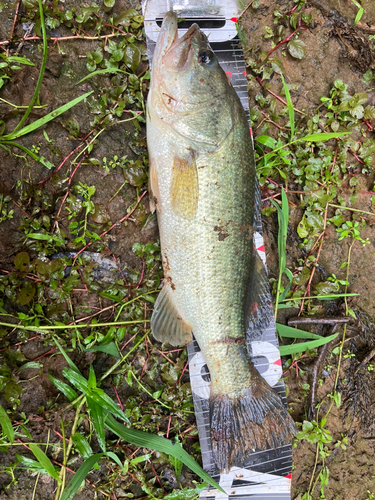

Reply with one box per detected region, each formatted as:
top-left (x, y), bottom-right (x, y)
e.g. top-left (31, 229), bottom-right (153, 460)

top-left (170, 150), bottom-right (198, 220)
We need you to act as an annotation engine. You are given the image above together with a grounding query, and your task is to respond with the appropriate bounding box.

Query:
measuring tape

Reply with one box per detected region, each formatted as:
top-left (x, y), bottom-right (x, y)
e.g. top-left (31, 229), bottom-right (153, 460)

top-left (142, 2), bottom-right (293, 498)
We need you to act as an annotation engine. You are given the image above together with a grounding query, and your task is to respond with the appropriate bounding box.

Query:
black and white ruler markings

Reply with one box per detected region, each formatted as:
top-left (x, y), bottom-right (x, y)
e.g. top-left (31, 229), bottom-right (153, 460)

top-left (142, 2), bottom-right (293, 498)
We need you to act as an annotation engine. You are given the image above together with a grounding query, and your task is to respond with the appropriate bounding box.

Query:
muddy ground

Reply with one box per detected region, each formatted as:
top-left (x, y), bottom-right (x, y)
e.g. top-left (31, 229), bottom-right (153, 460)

top-left (0, 0), bottom-right (375, 499)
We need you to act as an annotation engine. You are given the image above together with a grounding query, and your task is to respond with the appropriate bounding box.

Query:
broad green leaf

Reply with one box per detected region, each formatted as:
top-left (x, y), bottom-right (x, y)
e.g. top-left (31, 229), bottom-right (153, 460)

top-left (287, 39), bottom-right (305, 59)
top-left (85, 342), bottom-right (121, 359)
top-left (26, 233), bottom-right (64, 245)
top-left (14, 252), bottom-right (29, 271)
top-left (60, 454), bottom-right (103, 500)
top-left (29, 443), bottom-right (60, 481)
top-left (105, 415), bottom-right (225, 494)
top-left (0, 404), bottom-right (14, 443)
top-left (48, 374), bottom-right (79, 403)
top-left (124, 44), bottom-right (141, 72)
top-left (17, 285), bottom-right (36, 305)
top-left (255, 135), bottom-right (277, 148)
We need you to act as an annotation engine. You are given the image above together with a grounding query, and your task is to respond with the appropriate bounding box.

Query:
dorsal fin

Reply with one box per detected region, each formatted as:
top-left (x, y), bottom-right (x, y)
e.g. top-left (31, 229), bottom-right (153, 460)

top-left (151, 283), bottom-right (193, 346)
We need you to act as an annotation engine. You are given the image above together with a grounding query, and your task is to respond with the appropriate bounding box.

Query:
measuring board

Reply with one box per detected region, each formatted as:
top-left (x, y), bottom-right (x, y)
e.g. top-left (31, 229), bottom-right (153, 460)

top-left (142, 2), bottom-right (293, 498)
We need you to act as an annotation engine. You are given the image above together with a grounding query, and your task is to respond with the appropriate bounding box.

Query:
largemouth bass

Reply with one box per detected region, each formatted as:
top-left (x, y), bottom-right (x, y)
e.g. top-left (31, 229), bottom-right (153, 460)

top-left (146, 12), bottom-right (295, 473)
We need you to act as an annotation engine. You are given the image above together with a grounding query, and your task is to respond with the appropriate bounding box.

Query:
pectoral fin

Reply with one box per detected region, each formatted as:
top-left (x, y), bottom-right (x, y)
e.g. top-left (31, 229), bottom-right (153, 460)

top-left (170, 150), bottom-right (198, 220)
top-left (151, 284), bottom-right (193, 346)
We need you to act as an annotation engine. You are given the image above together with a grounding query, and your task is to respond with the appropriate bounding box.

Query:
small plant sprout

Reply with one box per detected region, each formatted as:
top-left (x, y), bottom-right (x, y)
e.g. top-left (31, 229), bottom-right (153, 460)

top-left (336, 220), bottom-right (370, 246)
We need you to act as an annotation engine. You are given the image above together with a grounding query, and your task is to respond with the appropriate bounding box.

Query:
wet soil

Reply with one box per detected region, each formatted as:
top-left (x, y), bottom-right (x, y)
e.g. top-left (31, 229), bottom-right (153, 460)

top-left (1, 0), bottom-right (375, 499)
top-left (241, 1), bottom-right (375, 498)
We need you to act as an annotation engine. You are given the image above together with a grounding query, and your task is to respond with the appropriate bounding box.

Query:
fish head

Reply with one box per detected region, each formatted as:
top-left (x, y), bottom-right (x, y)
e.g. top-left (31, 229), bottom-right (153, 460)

top-left (149, 12), bottom-right (237, 149)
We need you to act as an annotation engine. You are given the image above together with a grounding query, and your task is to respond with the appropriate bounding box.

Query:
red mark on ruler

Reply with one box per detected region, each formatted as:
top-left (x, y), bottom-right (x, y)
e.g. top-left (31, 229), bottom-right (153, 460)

top-left (285, 473), bottom-right (292, 479)
top-left (257, 244), bottom-right (265, 252)
top-left (230, 17), bottom-right (238, 23)
top-left (225, 71), bottom-right (232, 77)
top-left (274, 358), bottom-right (282, 366)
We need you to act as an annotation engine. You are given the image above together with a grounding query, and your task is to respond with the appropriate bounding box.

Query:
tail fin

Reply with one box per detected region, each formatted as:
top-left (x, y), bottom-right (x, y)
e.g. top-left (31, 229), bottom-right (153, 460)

top-left (210, 382), bottom-right (296, 473)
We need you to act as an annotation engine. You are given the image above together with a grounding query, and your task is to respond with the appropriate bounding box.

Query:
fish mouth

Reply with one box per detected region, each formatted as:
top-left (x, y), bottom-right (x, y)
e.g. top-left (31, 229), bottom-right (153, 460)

top-left (161, 13), bottom-right (205, 71)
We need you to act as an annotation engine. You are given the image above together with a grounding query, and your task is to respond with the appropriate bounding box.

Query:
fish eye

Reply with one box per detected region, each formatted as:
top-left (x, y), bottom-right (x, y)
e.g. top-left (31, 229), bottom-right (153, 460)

top-left (198, 50), bottom-right (215, 66)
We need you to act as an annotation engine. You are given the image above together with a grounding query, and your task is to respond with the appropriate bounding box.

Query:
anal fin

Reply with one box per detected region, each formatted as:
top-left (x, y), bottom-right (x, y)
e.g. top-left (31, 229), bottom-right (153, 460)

top-left (151, 284), bottom-right (193, 346)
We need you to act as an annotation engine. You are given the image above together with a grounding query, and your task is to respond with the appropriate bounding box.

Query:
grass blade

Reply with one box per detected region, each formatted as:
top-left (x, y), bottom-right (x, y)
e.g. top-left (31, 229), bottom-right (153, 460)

top-left (276, 323), bottom-right (322, 340)
top-left (105, 414), bottom-right (225, 494)
top-left (71, 433), bottom-right (94, 460)
top-left (17, 361), bottom-right (41, 372)
top-left (105, 451), bottom-right (124, 470)
top-left (89, 388), bottom-right (130, 424)
top-left (53, 338), bottom-right (81, 374)
top-left (16, 454), bottom-right (48, 473)
top-left (299, 132), bottom-right (350, 142)
top-left (0, 141), bottom-right (53, 169)
top-left (3, 91), bottom-right (93, 141)
top-left (0, 404), bottom-right (14, 443)
top-left (63, 368), bottom-right (88, 392)
top-left (271, 188), bottom-right (289, 319)
top-left (280, 73), bottom-right (294, 140)
top-left (279, 293), bottom-right (358, 302)
top-left (48, 374), bottom-right (79, 403)
top-left (60, 453), bottom-right (104, 500)
top-left (10, 0), bottom-right (48, 135)
top-left (86, 398), bottom-right (106, 452)
top-left (76, 67), bottom-right (131, 84)
top-left (279, 331), bottom-right (339, 356)
top-left (29, 443), bottom-right (60, 481)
